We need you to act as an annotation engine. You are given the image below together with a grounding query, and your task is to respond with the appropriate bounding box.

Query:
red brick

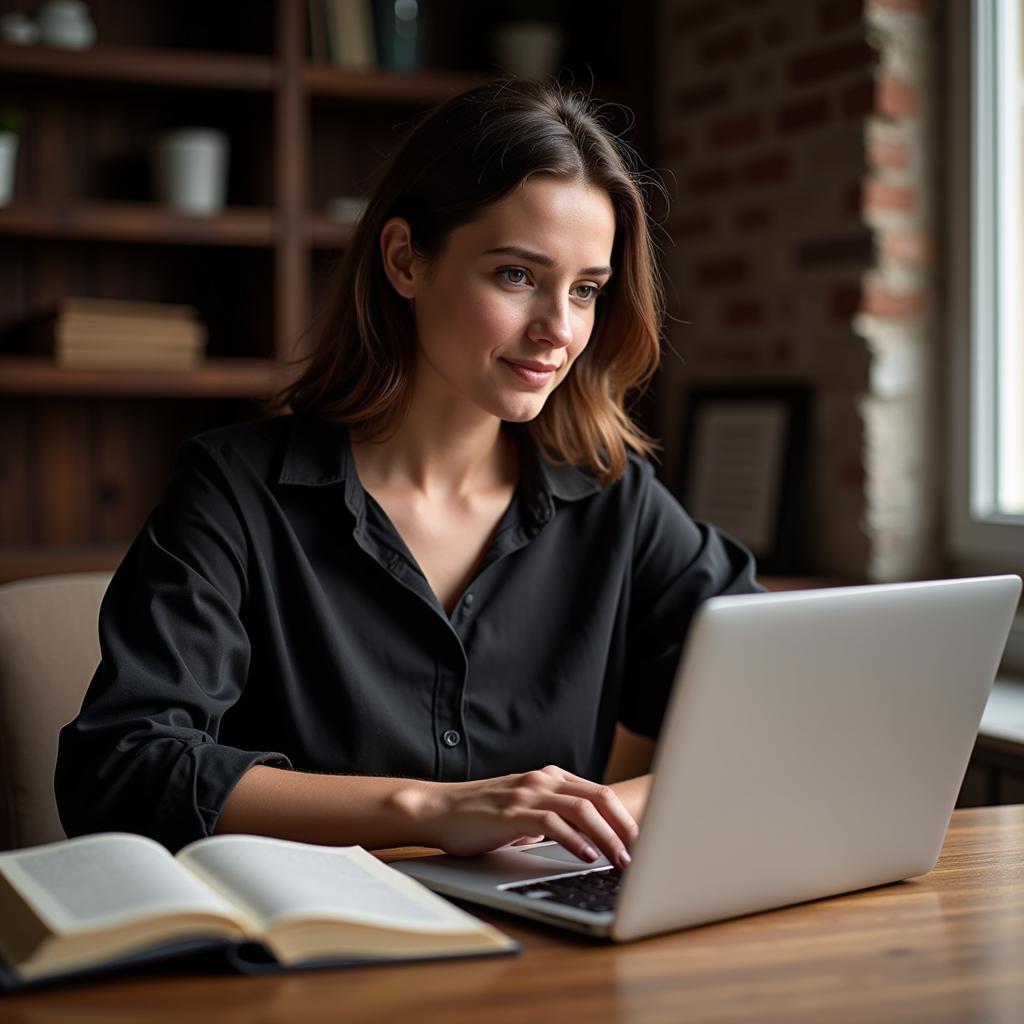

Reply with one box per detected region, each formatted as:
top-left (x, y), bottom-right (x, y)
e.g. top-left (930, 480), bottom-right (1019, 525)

top-left (789, 39), bottom-right (876, 84)
top-left (819, 0), bottom-right (864, 33)
top-left (721, 298), bottom-right (767, 327)
top-left (695, 256), bottom-right (751, 286)
top-left (735, 206), bottom-right (773, 231)
top-left (699, 28), bottom-right (753, 66)
top-left (862, 179), bottom-right (915, 212)
top-left (868, 136), bottom-right (910, 169)
top-left (829, 284), bottom-right (863, 320)
top-left (686, 165), bottom-right (733, 196)
top-left (861, 283), bottom-right (923, 318)
top-left (777, 95), bottom-right (832, 133)
top-left (876, 76), bottom-right (918, 116)
top-left (796, 234), bottom-right (875, 267)
top-left (762, 18), bottom-right (789, 47)
top-left (741, 152), bottom-right (794, 185)
top-left (881, 230), bottom-right (930, 263)
top-left (673, 81), bottom-right (732, 114)
top-left (671, 1), bottom-right (726, 32)
top-left (706, 110), bottom-right (763, 149)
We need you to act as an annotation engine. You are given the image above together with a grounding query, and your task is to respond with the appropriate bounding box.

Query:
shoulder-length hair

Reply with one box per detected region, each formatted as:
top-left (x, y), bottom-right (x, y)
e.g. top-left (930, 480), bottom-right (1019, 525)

top-left (270, 78), bottom-right (664, 484)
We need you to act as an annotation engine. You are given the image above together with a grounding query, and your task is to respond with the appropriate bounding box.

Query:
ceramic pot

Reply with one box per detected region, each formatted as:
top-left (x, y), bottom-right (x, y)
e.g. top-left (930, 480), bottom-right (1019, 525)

top-left (0, 132), bottom-right (18, 207)
top-left (153, 128), bottom-right (229, 217)
top-left (37, 1), bottom-right (96, 50)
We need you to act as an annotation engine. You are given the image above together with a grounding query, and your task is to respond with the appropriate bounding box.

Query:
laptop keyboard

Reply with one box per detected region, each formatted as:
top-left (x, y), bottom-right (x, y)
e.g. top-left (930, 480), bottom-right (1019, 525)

top-left (503, 866), bottom-right (623, 914)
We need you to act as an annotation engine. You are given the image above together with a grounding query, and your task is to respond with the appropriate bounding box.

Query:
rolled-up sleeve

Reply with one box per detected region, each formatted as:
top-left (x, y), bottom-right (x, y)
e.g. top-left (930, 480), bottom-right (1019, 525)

top-left (619, 464), bottom-right (762, 739)
top-left (55, 440), bottom-right (291, 852)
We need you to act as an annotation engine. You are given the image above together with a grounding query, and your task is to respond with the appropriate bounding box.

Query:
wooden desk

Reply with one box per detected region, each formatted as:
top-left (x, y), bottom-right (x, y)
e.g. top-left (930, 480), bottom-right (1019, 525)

top-left (3, 805), bottom-right (1023, 1024)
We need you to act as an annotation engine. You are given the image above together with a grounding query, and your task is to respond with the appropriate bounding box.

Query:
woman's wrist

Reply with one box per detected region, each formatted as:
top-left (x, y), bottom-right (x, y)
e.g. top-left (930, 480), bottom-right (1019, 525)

top-left (386, 778), bottom-right (452, 848)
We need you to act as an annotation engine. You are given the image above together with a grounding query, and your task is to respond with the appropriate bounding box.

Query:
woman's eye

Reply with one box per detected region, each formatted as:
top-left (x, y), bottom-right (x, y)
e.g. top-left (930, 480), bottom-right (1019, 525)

top-left (573, 284), bottom-right (603, 302)
top-left (499, 267), bottom-right (529, 286)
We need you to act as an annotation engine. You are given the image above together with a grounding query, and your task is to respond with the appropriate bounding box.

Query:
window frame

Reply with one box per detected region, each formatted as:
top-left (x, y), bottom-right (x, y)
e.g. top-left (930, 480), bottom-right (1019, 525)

top-left (949, 0), bottom-right (1024, 671)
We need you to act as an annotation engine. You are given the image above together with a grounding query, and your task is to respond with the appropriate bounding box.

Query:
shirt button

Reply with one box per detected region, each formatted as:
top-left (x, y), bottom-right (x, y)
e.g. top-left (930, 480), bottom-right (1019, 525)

top-left (463, 592), bottom-right (475, 607)
top-left (442, 729), bottom-right (461, 747)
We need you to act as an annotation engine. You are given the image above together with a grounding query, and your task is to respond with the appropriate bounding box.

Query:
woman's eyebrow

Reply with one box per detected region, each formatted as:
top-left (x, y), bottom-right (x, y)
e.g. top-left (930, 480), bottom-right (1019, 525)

top-left (483, 245), bottom-right (613, 277)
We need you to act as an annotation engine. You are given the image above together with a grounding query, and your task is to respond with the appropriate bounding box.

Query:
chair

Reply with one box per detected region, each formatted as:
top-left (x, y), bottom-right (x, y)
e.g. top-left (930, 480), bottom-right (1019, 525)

top-left (0, 572), bottom-right (111, 851)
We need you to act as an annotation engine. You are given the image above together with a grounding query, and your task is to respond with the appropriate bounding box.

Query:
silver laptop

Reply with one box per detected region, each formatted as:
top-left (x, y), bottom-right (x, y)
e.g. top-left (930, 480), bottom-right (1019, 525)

top-left (395, 576), bottom-right (1021, 941)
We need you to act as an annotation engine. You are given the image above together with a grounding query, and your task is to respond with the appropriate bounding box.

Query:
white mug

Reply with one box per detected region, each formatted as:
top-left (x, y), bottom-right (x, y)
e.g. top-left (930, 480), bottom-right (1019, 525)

top-left (153, 128), bottom-right (229, 217)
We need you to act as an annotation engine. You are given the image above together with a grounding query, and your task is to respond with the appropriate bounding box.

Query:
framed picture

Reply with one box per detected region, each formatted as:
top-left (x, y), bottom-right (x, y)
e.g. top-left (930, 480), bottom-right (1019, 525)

top-left (679, 385), bottom-right (811, 574)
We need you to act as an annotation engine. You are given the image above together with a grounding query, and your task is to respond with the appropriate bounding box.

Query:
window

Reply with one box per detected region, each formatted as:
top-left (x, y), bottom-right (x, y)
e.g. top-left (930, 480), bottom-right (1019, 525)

top-left (951, 0), bottom-right (1024, 670)
top-left (950, 0), bottom-right (1024, 567)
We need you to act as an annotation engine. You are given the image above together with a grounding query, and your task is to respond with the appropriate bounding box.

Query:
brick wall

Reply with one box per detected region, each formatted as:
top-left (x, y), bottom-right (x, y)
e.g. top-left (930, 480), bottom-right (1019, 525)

top-left (657, 0), bottom-right (940, 580)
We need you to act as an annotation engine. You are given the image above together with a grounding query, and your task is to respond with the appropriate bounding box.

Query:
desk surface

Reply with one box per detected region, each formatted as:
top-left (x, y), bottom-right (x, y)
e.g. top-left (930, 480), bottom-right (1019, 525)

top-left (3, 805), bottom-right (1023, 1024)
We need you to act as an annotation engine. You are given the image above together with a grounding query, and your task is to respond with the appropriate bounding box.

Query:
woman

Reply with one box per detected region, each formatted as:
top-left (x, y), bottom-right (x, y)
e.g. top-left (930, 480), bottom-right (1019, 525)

top-left (56, 80), bottom-right (760, 867)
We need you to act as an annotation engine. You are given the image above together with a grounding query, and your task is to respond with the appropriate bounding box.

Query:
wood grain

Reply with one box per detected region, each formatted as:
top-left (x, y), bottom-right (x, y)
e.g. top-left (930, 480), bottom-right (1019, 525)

top-left (2, 806), bottom-right (1021, 1023)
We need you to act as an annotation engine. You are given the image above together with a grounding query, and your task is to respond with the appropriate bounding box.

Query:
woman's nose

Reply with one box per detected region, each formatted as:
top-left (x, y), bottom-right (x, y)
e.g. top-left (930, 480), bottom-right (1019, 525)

top-left (526, 295), bottom-right (573, 348)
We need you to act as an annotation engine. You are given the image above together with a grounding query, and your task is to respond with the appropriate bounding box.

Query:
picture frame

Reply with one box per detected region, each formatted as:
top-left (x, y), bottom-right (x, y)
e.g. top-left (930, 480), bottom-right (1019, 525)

top-left (679, 385), bottom-right (811, 574)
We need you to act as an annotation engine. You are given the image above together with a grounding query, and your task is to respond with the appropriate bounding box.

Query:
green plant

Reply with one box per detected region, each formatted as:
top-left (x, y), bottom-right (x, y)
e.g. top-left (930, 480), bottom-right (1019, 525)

top-left (0, 110), bottom-right (23, 135)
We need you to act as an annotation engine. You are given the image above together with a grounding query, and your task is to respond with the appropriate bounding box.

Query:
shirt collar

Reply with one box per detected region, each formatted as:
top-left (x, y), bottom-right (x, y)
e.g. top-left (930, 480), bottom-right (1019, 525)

top-left (277, 412), bottom-right (350, 487)
top-left (277, 413), bottom-right (601, 505)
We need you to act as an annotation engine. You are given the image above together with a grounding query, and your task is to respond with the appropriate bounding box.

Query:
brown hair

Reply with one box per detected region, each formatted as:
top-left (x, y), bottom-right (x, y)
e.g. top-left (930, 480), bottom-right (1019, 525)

top-left (270, 79), bottom-right (664, 484)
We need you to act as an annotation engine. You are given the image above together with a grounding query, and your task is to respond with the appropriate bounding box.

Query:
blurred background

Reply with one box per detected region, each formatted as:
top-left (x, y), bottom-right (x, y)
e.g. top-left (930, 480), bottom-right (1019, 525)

top-left (0, 0), bottom-right (1021, 811)
top-left (0, 1), bottom-right (1014, 592)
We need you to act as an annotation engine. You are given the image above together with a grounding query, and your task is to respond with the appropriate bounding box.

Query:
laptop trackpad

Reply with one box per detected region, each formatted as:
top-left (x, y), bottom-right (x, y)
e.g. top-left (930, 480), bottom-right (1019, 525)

top-left (521, 843), bottom-right (611, 868)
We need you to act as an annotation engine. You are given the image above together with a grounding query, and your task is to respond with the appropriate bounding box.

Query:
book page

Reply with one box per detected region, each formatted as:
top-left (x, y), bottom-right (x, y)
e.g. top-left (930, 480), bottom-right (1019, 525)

top-left (179, 836), bottom-right (481, 934)
top-left (0, 834), bottom-right (243, 935)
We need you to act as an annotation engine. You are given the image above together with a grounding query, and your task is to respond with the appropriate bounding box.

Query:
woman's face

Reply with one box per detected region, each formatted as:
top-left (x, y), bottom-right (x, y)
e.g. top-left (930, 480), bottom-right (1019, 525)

top-left (400, 176), bottom-right (617, 423)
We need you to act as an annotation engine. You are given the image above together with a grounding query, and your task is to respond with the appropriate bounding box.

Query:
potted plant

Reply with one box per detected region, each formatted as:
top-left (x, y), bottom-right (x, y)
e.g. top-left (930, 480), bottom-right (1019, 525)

top-left (0, 110), bottom-right (22, 208)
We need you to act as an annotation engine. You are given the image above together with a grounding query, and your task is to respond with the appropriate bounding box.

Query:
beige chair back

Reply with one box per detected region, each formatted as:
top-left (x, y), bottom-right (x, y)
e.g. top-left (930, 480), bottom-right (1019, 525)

top-left (0, 572), bottom-right (111, 850)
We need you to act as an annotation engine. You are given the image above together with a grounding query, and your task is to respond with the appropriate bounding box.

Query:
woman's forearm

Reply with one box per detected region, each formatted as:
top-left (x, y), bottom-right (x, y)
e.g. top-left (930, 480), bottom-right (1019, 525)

top-left (214, 763), bottom-right (641, 866)
top-left (214, 765), bottom-right (437, 849)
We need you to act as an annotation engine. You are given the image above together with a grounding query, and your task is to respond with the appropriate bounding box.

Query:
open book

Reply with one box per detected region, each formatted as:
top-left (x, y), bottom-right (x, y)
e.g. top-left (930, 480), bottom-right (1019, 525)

top-left (0, 833), bottom-right (517, 988)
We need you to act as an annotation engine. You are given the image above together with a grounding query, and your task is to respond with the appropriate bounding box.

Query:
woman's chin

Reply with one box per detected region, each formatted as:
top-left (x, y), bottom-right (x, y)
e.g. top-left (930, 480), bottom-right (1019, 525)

top-left (493, 394), bottom-right (550, 423)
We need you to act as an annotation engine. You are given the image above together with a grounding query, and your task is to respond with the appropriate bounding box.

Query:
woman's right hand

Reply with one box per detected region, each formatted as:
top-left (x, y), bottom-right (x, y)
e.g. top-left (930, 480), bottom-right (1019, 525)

top-left (401, 764), bottom-right (638, 868)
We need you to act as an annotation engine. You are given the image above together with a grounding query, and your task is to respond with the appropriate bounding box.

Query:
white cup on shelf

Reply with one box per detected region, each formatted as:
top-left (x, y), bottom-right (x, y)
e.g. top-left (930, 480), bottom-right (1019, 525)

top-left (36, 1), bottom-right (97, 50)
top-left (0, 132), bottom-right (18, 207)
top-left (153, 128), bottom-right (229, 217)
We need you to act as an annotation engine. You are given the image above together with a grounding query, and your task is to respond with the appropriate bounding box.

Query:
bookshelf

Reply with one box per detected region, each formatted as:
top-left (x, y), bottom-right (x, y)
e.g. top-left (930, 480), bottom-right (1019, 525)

top-left (0, 0), bottom-right (655, 583)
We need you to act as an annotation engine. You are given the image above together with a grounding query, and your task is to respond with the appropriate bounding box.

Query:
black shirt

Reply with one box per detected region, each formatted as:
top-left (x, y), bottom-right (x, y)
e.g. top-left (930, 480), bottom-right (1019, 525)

top-left (56, 413), bottom-right (761, 852)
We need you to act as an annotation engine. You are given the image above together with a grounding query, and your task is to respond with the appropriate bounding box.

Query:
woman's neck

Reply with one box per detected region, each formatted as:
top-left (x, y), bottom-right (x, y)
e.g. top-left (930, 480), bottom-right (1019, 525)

top-left (351, 390), bottom-right (513, 500)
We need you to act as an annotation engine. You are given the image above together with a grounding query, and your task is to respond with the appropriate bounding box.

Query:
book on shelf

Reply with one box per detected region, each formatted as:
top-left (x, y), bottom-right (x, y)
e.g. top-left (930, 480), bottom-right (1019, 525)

top-left (49, 347), bottom-right (203, 371)
top-left (9, 296), bottom-right (209, 370)
top-left (0, 832), bottom-right (517, 991)
top-left (325, 0), bottom-right (378, 71)
top-left (55, 297), bottom-right (200, 320)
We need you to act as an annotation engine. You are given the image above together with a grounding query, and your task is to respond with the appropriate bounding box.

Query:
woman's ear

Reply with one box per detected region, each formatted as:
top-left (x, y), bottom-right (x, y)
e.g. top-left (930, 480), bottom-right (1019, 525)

top-left (379, 218), bottom-right (418, 299)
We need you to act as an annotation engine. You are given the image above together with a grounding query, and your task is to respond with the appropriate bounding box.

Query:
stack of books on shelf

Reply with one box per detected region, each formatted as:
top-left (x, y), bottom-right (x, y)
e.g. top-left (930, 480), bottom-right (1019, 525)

top-left (27, 297), bottom-right (207, 372)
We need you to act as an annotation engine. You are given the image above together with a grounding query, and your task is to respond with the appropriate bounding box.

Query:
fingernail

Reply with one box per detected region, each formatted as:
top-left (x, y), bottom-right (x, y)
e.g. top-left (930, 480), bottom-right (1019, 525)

top-left (582, 844), bottom-right (599, 862)
top-left (617, 850), bottom-right (632, 869)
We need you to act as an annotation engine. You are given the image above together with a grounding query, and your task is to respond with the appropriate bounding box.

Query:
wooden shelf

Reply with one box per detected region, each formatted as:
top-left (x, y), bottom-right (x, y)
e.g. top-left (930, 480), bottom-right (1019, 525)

top-left (306, 214), bottom-right (357, 249)
top-left (0, 41), bottom-right (275, 91)
top-left (303, 65), bottom-right (486, 104)
top-left (0, 358), bottom-right (286, 397)
top-left (0, 201), bottom-right (276, 247)
top-left (0, 545), bottom-right (126, 584)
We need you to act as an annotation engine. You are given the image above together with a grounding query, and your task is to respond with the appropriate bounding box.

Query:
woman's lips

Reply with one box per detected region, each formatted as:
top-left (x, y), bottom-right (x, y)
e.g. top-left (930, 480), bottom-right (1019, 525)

top-left (500, 358), bottom-right (560, 387)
